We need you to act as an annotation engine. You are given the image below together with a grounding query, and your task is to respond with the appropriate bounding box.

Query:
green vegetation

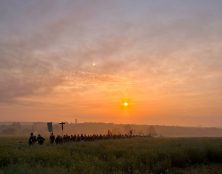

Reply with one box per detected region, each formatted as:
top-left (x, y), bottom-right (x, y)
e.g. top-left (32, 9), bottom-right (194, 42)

top-left (0, 137), bottom-right (222, 174)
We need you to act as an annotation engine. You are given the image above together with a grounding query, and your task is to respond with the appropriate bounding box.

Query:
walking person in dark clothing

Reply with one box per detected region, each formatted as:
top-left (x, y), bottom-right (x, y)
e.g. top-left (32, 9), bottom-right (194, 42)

top-left (37, 134), bottom-right (45, 145)
top-left (55, 135), bottom-right (59, 144)
top-left (55, 135), bottom-right (63, 144)
top-left (49, 132), bottom-right (55, 144)
top-left (29, 132), bottom-right (36, 145)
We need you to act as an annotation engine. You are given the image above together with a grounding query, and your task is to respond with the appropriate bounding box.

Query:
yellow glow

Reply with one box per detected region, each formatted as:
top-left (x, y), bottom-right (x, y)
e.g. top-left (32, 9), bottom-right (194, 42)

top-left (123, 101), bottom-right (129, 107)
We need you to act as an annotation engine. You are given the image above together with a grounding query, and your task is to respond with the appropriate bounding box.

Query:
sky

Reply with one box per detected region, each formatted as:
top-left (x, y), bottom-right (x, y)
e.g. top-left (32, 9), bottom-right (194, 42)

top-left (0, 0), bottom-right (222, 127)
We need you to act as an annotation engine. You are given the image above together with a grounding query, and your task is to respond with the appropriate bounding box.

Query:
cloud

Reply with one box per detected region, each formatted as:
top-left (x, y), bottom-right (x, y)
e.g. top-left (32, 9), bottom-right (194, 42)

top-left (0, 2), bottom-right (136, 103)
top-left (0, 0), bottom-right (222, 110)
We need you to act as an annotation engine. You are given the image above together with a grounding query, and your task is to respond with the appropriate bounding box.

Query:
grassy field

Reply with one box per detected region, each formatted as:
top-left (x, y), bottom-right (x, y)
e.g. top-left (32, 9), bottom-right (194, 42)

top-left (0, 137), bottom-right (222, 174)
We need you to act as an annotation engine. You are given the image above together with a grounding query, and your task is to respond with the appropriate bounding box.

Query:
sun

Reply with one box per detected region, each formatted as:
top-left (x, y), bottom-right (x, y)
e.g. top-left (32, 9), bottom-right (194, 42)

top-left (123, 101), bottom-right (129, 107)
top-left (120, 98), bottom-right (131, 111)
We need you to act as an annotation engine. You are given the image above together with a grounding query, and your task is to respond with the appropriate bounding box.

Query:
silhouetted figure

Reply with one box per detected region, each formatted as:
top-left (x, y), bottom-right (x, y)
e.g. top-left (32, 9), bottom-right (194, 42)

top-left (129, 130), bottom-right (133, 137)
top-left (55, 135), bottom-right (63, 144)
top-left (49, 132), bottom-right (55, 144)
top-left (55, 135), bottom-right (59, 144)
top-left (37, 134), bottom-right (45, 145)
top-left (29, 132), bottom-right (36, 145)
top-left (108, 129), bottom-right (112, 137)
top-left (80, 134), bottom-right (84, 141)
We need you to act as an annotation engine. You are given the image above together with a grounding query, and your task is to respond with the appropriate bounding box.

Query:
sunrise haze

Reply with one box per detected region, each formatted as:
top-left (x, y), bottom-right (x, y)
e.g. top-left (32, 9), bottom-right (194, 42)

top-left (0, 0), bottom-right (222, 127)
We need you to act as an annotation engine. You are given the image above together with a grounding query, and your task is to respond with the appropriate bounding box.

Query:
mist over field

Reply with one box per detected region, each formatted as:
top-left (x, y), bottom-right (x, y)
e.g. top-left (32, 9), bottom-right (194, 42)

top-left (1, 122), bottom-right (222, 138)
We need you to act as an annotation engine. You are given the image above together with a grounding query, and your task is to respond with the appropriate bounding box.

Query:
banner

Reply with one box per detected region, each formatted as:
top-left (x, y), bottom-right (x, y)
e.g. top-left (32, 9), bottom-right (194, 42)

top-left (47, 122), bottom-right (53, 132)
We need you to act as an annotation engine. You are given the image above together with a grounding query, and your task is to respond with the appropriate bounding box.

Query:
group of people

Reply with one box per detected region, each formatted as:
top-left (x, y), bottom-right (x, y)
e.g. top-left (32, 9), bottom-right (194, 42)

top-left (29, 131), bottom-right (135, 145)
top-left (28, 132), bottom-right (45, 145)
top-left (49, 132), bottom-right (135, 144)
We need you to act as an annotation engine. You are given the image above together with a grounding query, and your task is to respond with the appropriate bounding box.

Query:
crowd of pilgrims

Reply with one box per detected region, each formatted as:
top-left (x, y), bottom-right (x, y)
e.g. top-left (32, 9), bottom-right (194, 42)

top-left (29, 130), bottom-right (134, 145)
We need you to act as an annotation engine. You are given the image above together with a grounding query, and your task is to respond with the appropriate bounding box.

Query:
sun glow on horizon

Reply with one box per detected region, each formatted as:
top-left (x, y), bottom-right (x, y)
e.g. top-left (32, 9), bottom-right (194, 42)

top-left (123, 101), bottom-right (129, 107)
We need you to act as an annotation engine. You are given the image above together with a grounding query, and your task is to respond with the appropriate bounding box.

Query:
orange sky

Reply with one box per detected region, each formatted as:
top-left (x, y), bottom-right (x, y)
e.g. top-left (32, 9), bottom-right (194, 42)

top-left (0, 1), bottom-right (222, 127)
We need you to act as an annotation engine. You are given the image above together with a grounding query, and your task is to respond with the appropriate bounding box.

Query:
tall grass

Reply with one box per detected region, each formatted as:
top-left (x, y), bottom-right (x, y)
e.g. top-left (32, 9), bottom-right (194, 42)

top-left (0, 137), bottom-right (222, 174)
